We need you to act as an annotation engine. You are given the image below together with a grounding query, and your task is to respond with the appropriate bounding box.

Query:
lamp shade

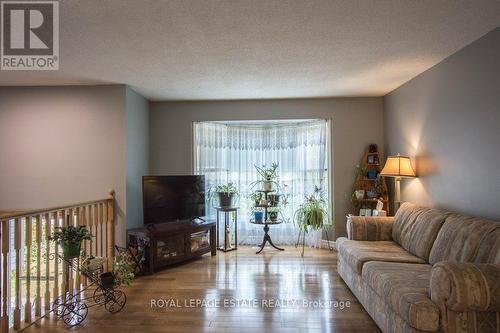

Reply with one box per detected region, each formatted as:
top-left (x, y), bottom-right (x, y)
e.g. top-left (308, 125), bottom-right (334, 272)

top-left (380, 154), bottom-right (416, 178)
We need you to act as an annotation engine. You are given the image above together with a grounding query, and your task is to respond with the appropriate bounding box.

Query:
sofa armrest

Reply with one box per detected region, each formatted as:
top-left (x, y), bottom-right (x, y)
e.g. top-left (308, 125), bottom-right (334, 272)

top-left (346, 215), bottom-right (394, 241)
top-left (430, 262), bottom-right (500, 312)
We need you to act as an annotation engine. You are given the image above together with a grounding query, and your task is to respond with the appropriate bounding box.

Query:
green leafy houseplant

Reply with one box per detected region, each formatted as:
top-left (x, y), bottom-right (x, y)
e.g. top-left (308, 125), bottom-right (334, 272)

top-left (209, 182), bottom-right (239, 207)
top-left (267, 207), bottom-right (281, 221)
top-left (294, 187), bottom-right (329, 233)
top-left (249, 191), bottom-right (263, 205)
top-left (113, 254), bottom-right (135, 286)
top-left (50, 225), bottom-right (92, 258)
top-left (251, 163), bottom-right (280, 191)
top-left (99, 254), bottom-right (135, 289)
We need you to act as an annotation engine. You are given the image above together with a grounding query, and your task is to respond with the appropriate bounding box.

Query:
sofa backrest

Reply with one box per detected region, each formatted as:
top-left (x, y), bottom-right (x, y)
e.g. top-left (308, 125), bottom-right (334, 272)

top-left (429, 214), bottom-right (500, 265)
top-left (392, 202), bottom-right (449, 261)
top-left (474, 228), bottom-right (500, 264)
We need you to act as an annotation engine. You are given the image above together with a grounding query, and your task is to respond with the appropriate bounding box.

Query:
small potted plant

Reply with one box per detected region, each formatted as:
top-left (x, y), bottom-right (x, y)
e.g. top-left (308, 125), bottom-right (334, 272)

top-left (252, 163), bottom-right (279, 191)
top-left (267, 207), bottom-right (281, 222)
top-left (249, 191), bottom-right (263, 206)
top-left (268, 194), bottom-right (280, 206)
top-left (99, 254), bottom-right (135, 289)
top-left (210, 182), bottom-right (238, 207)
top-left (294, 186), bottom-right (328, 234)
top-left (253, 208), bottom-right (264, 223)
top-left (50, 225), bottom-right (92, 259)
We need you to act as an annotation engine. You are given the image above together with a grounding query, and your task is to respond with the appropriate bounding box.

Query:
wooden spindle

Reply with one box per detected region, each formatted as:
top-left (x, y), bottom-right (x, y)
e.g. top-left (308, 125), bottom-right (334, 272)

top-left (94, 204), bottom-right (99, 257)
top-left (1, 219), bottom-right (10, 332)
top-left (25, 216), bottom-right (33, 323)
top-left (35, 215), bottom-right (42, 317)
top-left (99, 203), bottom-right (104, 263)
top-left (80, 207), bottom-right (88, 287)
top-left (103, 202), bottom-right (108, 271)
top-left (107, 190), bottom-right (115, 271)
top-left (13, 218), bottom-right (21, 330)
top-left (66, 210), bottom-right (73, 296)
top-left (53, 212), bottom-right (60, 302)
top-left (44, 212), bottom-right (51, 313)
top-left (75, 207), bottom-right (81, 294)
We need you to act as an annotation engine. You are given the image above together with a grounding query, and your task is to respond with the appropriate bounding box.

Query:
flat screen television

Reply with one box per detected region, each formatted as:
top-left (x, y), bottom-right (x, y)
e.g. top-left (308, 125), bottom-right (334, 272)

top-left (142, 175), bottom-right (205, 225)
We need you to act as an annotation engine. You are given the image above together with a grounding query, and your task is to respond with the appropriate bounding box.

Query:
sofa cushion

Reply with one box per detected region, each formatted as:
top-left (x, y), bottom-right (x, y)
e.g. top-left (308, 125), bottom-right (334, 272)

top-left (474, 227), bottom-right (500, 264)
top-left (429, 214), bottom-right (500, 265)
top-left (362, 261), bottom-right (439, 332)
top-left (336, 239), bottom-right (426, 274)
top-left (392, 202), bottom-right (449, 261)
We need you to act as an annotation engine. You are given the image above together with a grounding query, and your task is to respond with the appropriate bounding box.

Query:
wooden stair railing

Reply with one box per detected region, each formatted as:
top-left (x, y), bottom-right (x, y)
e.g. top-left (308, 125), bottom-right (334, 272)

top-left (0, 190), bottom-right (115, 332)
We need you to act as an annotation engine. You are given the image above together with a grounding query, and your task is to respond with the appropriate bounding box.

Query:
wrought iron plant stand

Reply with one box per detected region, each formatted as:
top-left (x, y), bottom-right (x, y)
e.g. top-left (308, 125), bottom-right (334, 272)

top-left (22, 254), bottom-right (127, 330)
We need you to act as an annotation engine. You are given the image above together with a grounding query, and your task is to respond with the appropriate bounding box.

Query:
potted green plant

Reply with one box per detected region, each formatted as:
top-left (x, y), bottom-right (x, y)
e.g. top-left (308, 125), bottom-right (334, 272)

top-left (210, 182), bottom-right (238, 207)
top-left (113, 254), bottom-right (135, 286)
top-left (249, 191), bottom-right (263, 206)
top-left (50, 225), bottom-right (92, 258)
top-left (267, 207), bottom-right (281, 222)
top-left (253, 208), bottom-right (264, 223)
top-left (294, 187), bottom-right (328, 233)
top-left (251, 163), bottom-right (279, 191)
top-left (99, 254), bottom-right (135, 289)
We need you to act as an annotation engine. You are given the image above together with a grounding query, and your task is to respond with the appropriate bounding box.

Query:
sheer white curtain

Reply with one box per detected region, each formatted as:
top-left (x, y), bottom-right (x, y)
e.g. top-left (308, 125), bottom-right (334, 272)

top-left (193, 119), bottom-right (330, 247)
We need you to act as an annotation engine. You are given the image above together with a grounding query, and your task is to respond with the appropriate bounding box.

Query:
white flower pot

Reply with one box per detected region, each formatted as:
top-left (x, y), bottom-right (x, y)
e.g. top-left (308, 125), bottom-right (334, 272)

top-left (263, 181), bottom-right (273, 191)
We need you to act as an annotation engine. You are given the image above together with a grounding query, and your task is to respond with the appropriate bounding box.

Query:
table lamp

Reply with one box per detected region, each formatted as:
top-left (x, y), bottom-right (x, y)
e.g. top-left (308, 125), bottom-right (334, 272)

top-left (380, 154), bottom-right (416, 208)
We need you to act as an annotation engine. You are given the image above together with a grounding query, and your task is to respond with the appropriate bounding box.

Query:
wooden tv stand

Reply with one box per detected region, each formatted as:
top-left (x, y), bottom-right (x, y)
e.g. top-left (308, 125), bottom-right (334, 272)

top-left (127, 220), bottom-right (216, 274)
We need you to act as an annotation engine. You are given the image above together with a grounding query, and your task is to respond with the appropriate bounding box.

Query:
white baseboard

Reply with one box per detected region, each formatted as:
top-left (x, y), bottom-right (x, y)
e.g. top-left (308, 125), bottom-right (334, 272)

top-left (321, 239), bottom-right (336, 250)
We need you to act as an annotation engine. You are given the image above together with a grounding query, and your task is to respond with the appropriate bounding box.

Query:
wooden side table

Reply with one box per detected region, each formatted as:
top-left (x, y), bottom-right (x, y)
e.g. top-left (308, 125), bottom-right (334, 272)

top-left (215, 207), bottom-right (238, 252)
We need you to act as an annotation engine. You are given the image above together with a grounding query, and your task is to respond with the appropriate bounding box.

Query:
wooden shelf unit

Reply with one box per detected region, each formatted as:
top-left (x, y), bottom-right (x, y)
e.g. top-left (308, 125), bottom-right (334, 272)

top-left (351, 144), bottom-right (390, 216)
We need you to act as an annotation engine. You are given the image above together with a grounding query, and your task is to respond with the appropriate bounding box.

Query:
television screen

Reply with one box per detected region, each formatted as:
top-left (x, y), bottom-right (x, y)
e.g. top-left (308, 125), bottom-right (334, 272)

top-left (142, 175), bottom-right (205, 225)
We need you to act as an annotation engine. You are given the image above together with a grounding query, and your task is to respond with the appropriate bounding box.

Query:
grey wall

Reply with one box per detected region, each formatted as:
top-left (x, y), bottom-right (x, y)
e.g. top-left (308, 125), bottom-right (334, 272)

top-left (125, 87), bottom-right (149, 228)
top-left (150, 98), bottom-right (384, 238)
top-left (0, 85), bottom-right (128, 244)
top-left (384, 27), bottom-right (500, 220)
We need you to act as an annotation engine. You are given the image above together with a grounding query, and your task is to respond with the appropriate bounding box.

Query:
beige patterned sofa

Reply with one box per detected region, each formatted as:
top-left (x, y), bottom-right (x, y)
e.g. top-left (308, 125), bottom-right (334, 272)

top-left (336, 202), bottom-right (500, 333)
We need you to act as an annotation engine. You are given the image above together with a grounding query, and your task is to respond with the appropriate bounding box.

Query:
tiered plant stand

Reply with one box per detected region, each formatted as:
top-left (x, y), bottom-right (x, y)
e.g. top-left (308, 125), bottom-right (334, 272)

top-left (250, 190), bottom-right (285, 254)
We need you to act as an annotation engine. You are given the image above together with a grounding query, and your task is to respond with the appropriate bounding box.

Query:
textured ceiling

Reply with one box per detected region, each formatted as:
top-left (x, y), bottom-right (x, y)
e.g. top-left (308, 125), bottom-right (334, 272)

top-left (1, 0), bottom-right (499, 101)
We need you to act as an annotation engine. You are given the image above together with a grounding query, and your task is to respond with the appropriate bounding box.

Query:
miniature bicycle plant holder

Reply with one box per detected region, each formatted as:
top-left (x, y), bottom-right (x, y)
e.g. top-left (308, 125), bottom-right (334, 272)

top-left (21, 223), bottom-right (131, 330)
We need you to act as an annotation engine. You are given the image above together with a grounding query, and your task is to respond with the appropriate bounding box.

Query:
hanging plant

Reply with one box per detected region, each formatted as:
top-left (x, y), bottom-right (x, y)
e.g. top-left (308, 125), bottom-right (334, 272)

top-left (294, 187), bottom-right (329, 233)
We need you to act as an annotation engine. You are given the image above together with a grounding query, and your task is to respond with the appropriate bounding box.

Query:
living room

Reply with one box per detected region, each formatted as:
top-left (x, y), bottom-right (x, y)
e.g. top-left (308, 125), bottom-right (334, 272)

top-left (0, 1), bottom-right (499, 333)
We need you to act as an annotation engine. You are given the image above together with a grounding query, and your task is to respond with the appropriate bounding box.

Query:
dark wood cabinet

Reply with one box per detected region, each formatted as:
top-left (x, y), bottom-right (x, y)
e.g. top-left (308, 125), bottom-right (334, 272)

top-left (127, 220), bottom-right (216, 274)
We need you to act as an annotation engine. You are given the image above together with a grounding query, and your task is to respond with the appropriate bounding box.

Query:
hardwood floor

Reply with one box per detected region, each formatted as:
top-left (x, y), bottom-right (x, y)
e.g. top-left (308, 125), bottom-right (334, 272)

top-left (24, 246), bottom-right (380, 333)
